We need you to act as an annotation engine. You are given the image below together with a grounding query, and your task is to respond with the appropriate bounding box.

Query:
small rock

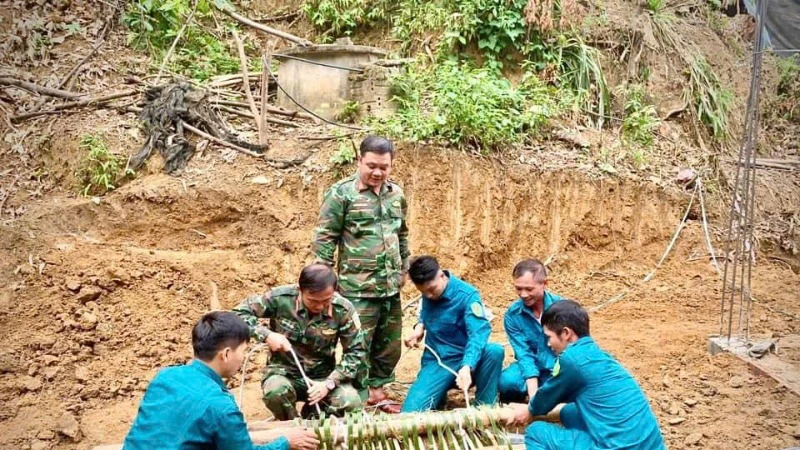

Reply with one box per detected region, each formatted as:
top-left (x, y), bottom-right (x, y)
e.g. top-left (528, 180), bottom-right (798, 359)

top-left (23, 376), bottom-right (43, 392)
top-left (759, 313), bottom-right (767, 322)
top-left (684, 432), bottom-right (703, 445)
top-left (30, 440), bottom-right (49, 450)
top-left (74, 366), bottom-right (90, 382)
top-left (669, 405), bottom-right (681, 416)
top-left (41, 355), bottom-right (58, 366)
top-left (76, 287), bottom-right (102, 304)
top-left (668, 417), bottom-right (686, 425)
top-left (55, 411), bottom-right (81, 442)
top-left (791, 424), bottom-right (800, 439)
top-left (66, 280), bottom-right (82, 293)
top-left (251, 175), bottom-right (271, 185)
top-left (0, 352), bottom-right (17, 374)
top-left (79, 313), bottom-right (98, 330)
top-left (684, 398), bottom-right (698, 407)
top-left (729, 376), bottom-right (745, 388)
top-left (37, 429), bottom-right (55, 440)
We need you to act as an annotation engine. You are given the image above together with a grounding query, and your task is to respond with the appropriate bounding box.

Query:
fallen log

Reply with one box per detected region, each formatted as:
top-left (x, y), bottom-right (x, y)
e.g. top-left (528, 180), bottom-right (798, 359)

top-left (217, 5), bottom-right (312, 46)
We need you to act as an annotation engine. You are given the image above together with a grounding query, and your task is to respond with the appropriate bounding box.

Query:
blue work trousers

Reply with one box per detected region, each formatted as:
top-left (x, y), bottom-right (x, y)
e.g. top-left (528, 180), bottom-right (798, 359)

top-left (498, 362), bottom-right (552, 403)
top-left (402, 343), bottom-right (504, 412)
top-left (525, 403), bottom-right (595, 449)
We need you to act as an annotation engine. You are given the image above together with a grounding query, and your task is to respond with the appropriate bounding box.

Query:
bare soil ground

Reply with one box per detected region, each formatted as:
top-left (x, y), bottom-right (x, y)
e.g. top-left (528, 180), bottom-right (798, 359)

top-left (1, 0), bottom-right (799, 449)
top-left (1, 146), bottom-right (799, 450)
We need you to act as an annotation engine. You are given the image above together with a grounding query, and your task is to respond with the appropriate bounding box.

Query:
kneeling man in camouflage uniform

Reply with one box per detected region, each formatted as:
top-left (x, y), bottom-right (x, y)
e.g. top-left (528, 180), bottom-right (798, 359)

top-left (233, 263), bottom-right (366, 420)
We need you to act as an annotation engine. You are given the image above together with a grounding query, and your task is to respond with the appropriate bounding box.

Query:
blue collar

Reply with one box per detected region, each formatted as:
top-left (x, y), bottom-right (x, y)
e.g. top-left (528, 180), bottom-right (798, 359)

top-left (518, 291), bottom-right (557, 319)
top-left (190, 360), bottom-right (227, 390)
top-left (439, 270), bottom-right (457, 301)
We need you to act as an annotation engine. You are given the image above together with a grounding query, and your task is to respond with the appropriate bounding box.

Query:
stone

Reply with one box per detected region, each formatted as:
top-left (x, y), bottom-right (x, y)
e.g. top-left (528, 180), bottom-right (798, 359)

top-left (684, 432), bottom-right (703, 446)
top-left (791, 424), bottom-right (800, 439)
top-left (729, 376), bottom-right (745, 388)
top-left (41, 355), bottom-right (58, 366)
top-left (37, 429), bottom-right (55, 440)
top-left (74, 366), bottom-right (90, 382)
top-left (42, 367), bottom-right (59, 381)
top-left (66, 280), bottom-right (82, 293)
top-left (668, 417), bottom-right (686, 425)
top-left (669, 402), bottom-right (682, 415)
top-left (79, 313), bottom-right (98, 330)
top-left (0, 352), bottom-right (17, 373)
top-left (30, 440), bottom-right (49, 450)
top-left (55, 411), bottom-right (81, 441)
top-left (23, 376), bottom-right (42, 392)
top-left (684, 398), bottom-right (698, 407)
top-left (76, 287), bottom-right (102, 304)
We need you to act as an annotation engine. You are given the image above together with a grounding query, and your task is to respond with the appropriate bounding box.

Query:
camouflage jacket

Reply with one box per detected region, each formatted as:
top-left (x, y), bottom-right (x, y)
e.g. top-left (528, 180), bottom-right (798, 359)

top-left (312, 173), bottom-right (410, 298)
top-left (232, 284), bottom-right (367, 383)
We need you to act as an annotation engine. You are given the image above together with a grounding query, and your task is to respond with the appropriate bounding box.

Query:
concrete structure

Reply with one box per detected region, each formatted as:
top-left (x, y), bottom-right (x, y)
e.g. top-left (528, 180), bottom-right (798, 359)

top-left (274, 44), bottom-right (388, 121)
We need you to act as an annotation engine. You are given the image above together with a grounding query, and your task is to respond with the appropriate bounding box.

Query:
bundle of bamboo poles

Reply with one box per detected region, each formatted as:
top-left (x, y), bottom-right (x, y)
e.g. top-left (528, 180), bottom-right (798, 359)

top-left (93, 406), bottom-right (524, 450)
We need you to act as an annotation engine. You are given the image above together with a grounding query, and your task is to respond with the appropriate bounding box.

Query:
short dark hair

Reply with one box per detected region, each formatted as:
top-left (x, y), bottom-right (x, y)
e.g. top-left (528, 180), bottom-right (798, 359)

top-left (542, 299), bottom-right (590, 338)
top-left (298, 263), bottom-right (337, 292)
top-left (192, 311), bottom-right (250, 361)
top-left (360, 135), bottom-right (394, 158)
top-left (409, 255), bottom-right (440, 284)
top-left (512, 259), bottom-right (547, 282)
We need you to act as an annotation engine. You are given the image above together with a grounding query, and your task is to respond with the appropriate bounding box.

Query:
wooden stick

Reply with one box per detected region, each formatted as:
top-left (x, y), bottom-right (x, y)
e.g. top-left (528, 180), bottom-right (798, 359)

top-left (214, 104), bottom-right (300, 127)
top-left (259, 48), bottom-right (274, 145)
top-left (58, 39), bottom-right (105, 89)
top-left (212, 99), bottom-right (313, 121)
top-left (181, 121), bottom-right (263, 157)
top-left (231, 30), bottom-right (263, 139)
top-left (220, 7), bottom-right (312, 46)
top-left (11, 89), bottom-right (138, 122)
top-left (0, 77), bottom-right (86, 99)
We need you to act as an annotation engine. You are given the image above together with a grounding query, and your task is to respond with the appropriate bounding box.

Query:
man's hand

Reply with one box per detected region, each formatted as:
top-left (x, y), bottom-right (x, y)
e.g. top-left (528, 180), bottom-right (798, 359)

top-left (526, 378), bottom-right (539, 399)
top-left (505, 403), bottom-right (534, 426)
top-left (283, 427), bottom-right (319, 450)
top-left (404, 326), bottom-right (424, 348)
top-left (456, 365), bottom-right (472, 391)
top-left (306, 380), bottom-right (330, 405)
top-left (265, 332), bottom-right (292, 353)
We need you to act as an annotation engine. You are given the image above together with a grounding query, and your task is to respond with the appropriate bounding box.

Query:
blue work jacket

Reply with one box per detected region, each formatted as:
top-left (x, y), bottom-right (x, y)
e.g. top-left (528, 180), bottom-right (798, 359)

top-left (529, 337), bottom-right (665, 450)
top-left (504, 291), bottom-right (563, 378)
top-left (419, 271), bottom-right (491, 370)
top-left (123, 360), bottom-right (289, 450)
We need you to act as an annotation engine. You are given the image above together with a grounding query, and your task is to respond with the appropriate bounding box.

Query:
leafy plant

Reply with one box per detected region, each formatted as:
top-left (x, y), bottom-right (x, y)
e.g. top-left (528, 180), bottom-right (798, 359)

top-left (371, 59), bottom-right (560, 152)
top-left (336, 101), bottom-right (361, 123)
top-left (683, 55), bottom-right (732, 140)
top-left (330, 133), bottom-right (358, 165)
top-left (123, 0), bottom-right (242, 80)
top-left (76, 134), bottom-right (132, 196)
top-left (303, 0), bottom-right (391, 37)
top-left (619, 84), bottom-right (660, 148)
top-left (645, 0), bottom-right (665, 14)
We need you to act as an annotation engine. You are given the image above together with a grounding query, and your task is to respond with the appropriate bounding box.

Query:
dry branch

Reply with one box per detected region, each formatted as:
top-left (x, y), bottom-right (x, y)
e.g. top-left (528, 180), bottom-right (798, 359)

top-left (231, 30), bottom-right (264, 140)
top-left (0, 77), bottom-right (87, 99)
top-left (212, 99), bottom-right (314, 120)
top-left (181, 121), bottom-right (263, 157)
top-left (58, 40), bottom-right (105, 89)
top-left (10, 90), bottom-right (139, 122)
top-left (218, 6), bottom-right (312, 46)
top-left (214, 104), bottom-right (299, 127)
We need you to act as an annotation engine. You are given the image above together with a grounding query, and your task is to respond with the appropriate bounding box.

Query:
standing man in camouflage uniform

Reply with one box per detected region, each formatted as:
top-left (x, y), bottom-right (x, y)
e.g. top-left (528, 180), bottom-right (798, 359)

top-left (313, 135), bottom-right (409, 414)
top-left (233, 264), bottom-right (366, 420)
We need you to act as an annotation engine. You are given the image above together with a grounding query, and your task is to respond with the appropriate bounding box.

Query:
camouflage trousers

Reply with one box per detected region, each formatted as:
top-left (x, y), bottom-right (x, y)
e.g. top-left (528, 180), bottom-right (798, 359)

top-left (350, 294), bottom-right (402, 397)
top-left (261, 368), bottom-right (362, 420)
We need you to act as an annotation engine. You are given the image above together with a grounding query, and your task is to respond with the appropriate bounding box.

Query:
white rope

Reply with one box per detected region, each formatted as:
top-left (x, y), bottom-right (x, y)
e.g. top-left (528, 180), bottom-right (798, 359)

top-left (697, 178), bottom-right (722, 275)
top-left (423, 343), bottom-right (471, 409)
top-left (288, 346), bottom-right (323, 416)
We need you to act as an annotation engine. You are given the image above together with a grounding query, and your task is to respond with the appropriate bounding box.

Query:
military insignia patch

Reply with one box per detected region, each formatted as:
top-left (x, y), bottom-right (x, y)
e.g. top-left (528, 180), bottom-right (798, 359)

top-left (552, 359), bottom-right (561, 377)
top-left (470, 302), bottom-right (484, 318)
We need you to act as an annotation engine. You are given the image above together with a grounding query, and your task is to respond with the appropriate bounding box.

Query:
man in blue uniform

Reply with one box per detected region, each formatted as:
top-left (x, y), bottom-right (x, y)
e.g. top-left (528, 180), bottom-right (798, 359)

top-left (507, 300), bottom-right (665, 450)
top-left (401, 255), bottom-right (504, 412)
top-left (123, 311), bottom-right (319, 450)
top-left (499, 259), bottom-right (562, 403)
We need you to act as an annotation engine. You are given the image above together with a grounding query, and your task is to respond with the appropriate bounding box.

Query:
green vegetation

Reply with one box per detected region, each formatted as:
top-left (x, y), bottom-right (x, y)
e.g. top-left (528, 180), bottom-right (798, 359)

top-left (330, 133), bottom-right (358, 165)
top-left (76, 134), bottom-right (132, 196)
top-left (371, 59), bottom-right (561, 152)
top-left (619, 84), bottom-right (659, 149)
top-left (645, 0), bottom-right (665, 14)
top-left (684, 55), bottom-right (732, 140)
top-left (123, 0), bottom-right (242, 80)
top-left (336, 101), bottom-right (361, 123)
